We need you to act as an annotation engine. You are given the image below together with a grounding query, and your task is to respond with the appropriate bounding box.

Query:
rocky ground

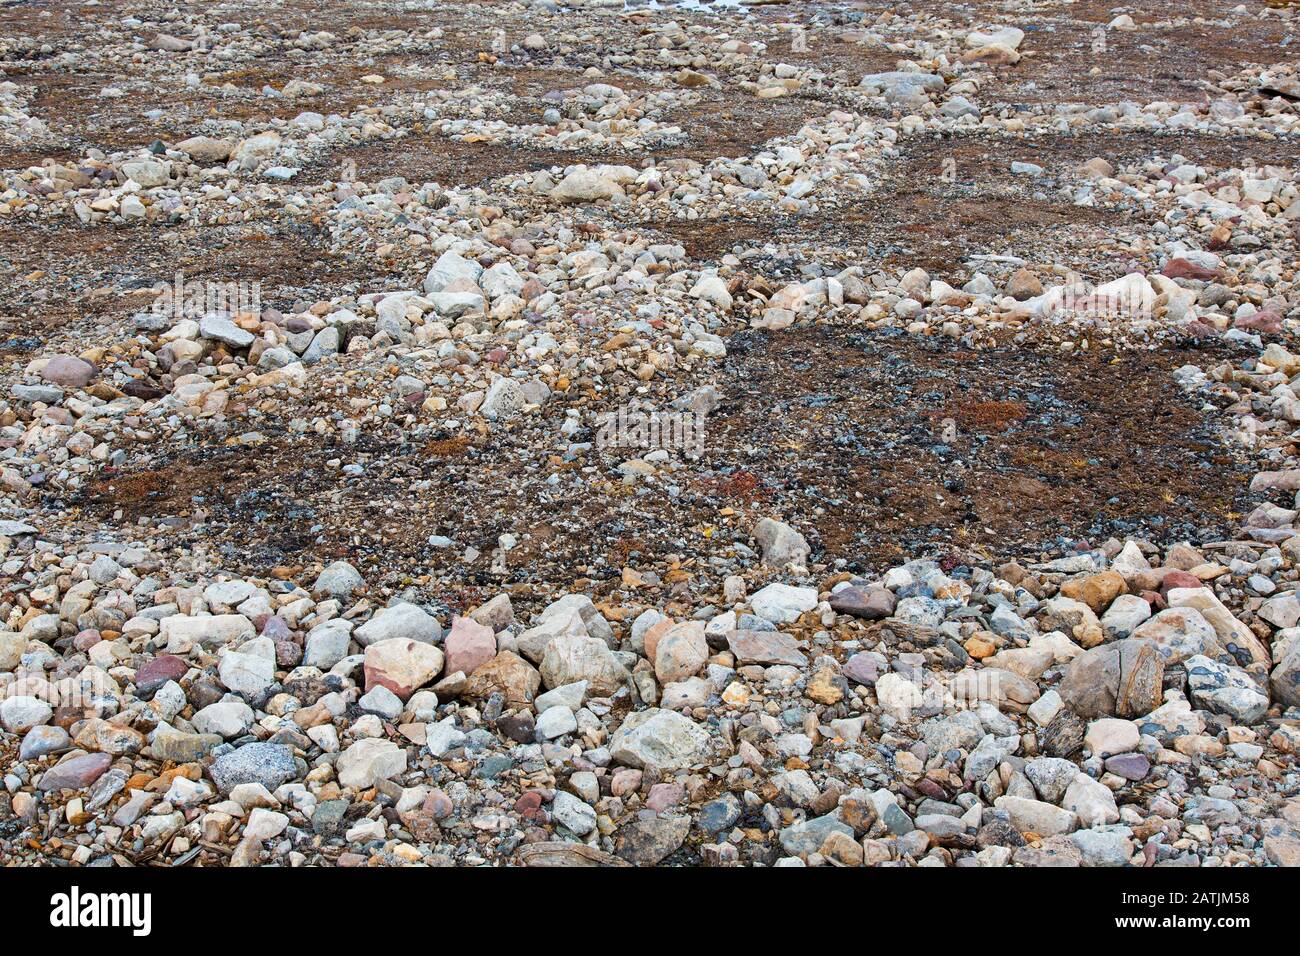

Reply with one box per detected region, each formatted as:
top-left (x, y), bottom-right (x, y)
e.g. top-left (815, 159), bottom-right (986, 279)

top-left (2, 0), bottom-right (1300, 868)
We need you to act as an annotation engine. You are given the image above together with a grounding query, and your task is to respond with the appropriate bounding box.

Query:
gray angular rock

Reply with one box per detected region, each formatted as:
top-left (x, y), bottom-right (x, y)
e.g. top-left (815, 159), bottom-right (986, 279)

top-left (209, 743), bottom-right (298, 793)
top-left (778, 813), bottom-right (854, 855)
top-left (199, 313), bottom-right (254, 349)
top-left (754, 517), bottom-right (810, 568)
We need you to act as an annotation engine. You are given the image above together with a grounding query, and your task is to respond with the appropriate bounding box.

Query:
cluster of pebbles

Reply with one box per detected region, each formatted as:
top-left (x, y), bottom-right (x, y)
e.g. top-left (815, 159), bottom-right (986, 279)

top-left (2, 0), bottom-right (1300, 867)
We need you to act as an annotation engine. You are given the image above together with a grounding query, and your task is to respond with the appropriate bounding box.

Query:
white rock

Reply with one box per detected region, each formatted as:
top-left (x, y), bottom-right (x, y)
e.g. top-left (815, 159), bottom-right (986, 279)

top-left (355, 602), bottom-right (441, 646)
top-left (750, 583), bottom-right (818, 623)
top-left (536, 705), bottom-right (577, 739)
top-left (336, 738), bottom-right (407, 789)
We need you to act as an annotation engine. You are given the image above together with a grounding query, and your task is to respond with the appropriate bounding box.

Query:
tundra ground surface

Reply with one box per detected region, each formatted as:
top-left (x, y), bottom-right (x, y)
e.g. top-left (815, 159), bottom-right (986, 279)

top-left (2, 0), bottom-right (1300, 868)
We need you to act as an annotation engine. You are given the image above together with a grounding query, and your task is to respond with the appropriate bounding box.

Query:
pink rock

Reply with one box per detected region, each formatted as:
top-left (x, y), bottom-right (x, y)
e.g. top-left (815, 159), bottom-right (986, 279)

top-left (261, 615), bottom-right (292, 641)
top-left (1162, 258), bottom-right (1220, 281)
top-left (424, 788), bottom-right (454, 819)
top-left (40, 354), bottom-right (96, 387)
top-left (1235, 310), bottom-right (1283, 334)
top-left (443, 615), bottom-right (496, 676)
top-left (514, 790), bottom-right (545, 822)
top-left (275, 640), bottom-right (302, 668)
top-left (646, 782), bottom-right (686, 813)
top-left (134, 654), bottom-right (189, 694)
top-left (611, 768), bottom-right (643, 797)
top-left (843, 651), bottom-right (880, 686)
top-left (72, 629), bottom-right (102, 652)
top-left (36, 752), bottom-right (112, 791)
top-left (1159, 570), bottom-right (1203, 597)
top-left (1182, 319), bottom-right (1220, 338)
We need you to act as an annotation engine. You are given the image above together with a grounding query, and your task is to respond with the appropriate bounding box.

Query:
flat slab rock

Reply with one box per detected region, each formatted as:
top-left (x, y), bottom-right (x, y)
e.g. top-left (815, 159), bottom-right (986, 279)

top-left (726, 629), bottom-right (807, 666)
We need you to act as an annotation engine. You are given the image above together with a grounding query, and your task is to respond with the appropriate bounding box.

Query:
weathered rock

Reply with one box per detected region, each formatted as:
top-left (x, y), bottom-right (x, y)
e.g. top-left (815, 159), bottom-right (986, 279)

top-left (463, 651), bottom-right (541, 707)
top-left (364, 638), bottom-right (444, 700)
top-left (653, 621), bottom-right (708, 683)
top-left (726, 629), bottom-right (807, 666)
top-left (994, 796), bottom-right (1078, 836)
top-left (609, 708), bottom-right (711, 770)
top-left (1058, 638), bottom-right (1163, 718)
top-left (754, 517), bottom-right (810, 568)
top-left (1185, 655), bottom-right (1270, 723)
top-left (355, 602), bottom-right (441, 646)
top-left (750, 583), bottom-right (818, 624)
top-left (540, 633), bottom-right (628, 695)
top-left (1131, 607), bottom-right (1216, 664)
top-left (616, 814), bottom-right (690, 864)
top-left (336, 738), bottom-right (407, 789)
top-left (209, 743), bottom-right (298, 793)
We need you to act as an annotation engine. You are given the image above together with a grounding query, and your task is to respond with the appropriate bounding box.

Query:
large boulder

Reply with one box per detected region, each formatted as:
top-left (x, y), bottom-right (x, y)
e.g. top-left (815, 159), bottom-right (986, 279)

top-left (355, 602), bottom-right (441, 646)
top-left (363, 638), bottom-right (444, 700)
top-left (540, 633), bottom-right (629, 696)
top-left (1185, 655), bottom-right (1270, 724)
top-left (1058, 638), bottom-right (1163, 719)
top-left (1131, 607), bottom-right (1216, 664)
top-left (609, 708), bottom-right (711, 770)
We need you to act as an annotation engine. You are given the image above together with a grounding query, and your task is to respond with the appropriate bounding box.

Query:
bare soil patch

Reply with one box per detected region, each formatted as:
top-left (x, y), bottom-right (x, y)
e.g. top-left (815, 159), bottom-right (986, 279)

top-left (75, 328), bottom-right (1252, 603)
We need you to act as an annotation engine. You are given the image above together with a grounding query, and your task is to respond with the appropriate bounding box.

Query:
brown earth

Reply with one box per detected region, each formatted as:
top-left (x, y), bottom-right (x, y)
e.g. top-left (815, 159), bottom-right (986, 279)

top-left (643, 127), bottom-right (1300, 278)
top-left (72, 327), bottom-right (1253, 616)
top-left (0, 220), bottom-right (374, 336)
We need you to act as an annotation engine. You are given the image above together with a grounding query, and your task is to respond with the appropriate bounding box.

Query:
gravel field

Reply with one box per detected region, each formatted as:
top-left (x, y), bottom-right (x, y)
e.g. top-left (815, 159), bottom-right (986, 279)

top-left (2, 0), bottom-right (1300, 870)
